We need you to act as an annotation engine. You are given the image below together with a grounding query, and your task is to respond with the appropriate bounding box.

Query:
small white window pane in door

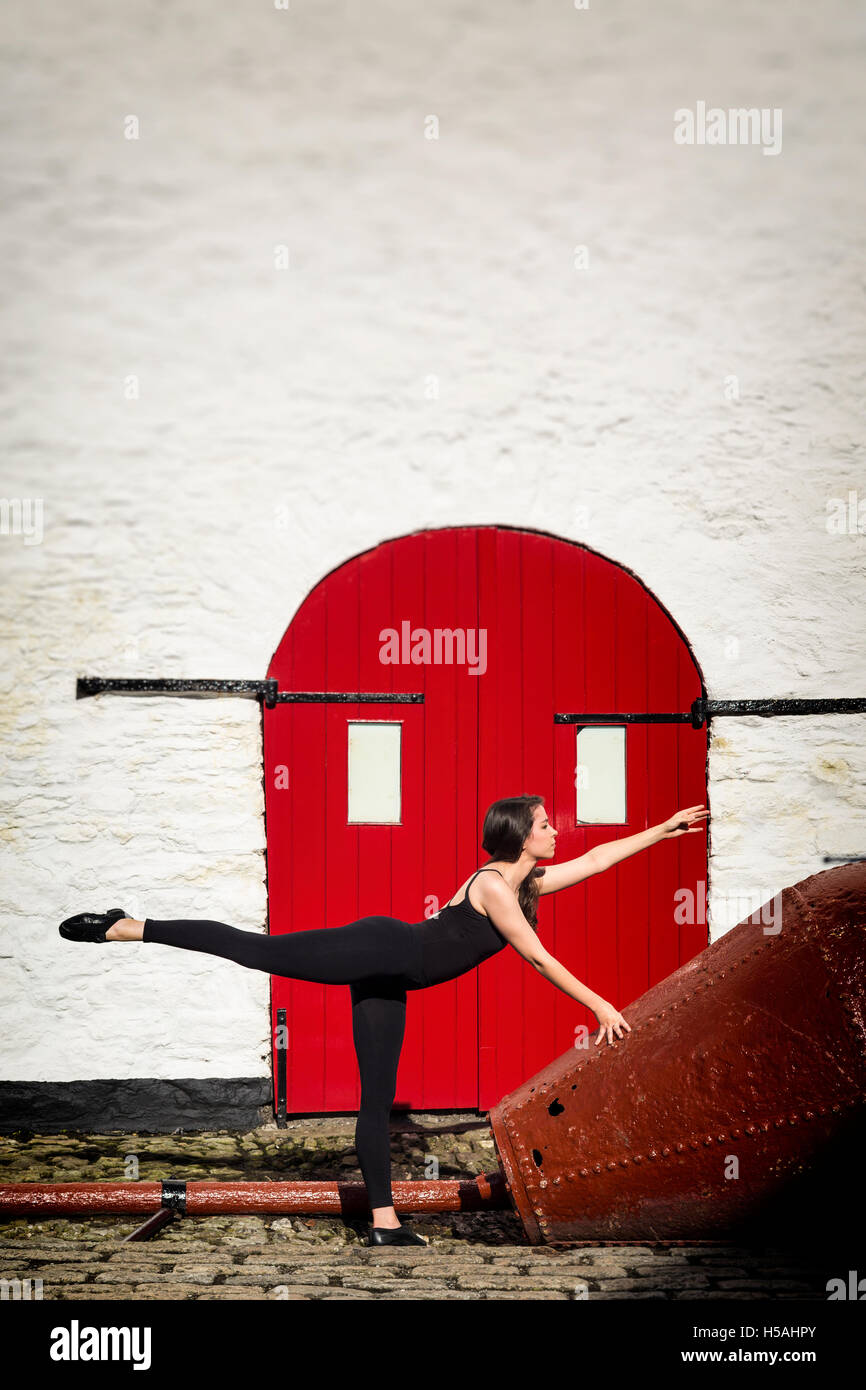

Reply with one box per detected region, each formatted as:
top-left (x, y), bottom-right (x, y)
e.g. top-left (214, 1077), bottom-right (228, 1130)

top-left (347, 721), bottom-right (402, 824)
top-left (575, 726), bottom-right (626, 824)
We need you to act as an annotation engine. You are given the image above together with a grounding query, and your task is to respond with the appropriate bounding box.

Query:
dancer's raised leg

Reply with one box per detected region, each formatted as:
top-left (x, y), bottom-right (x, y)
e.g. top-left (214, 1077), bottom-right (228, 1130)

top-left (119, 913), bottom-right (421, 988)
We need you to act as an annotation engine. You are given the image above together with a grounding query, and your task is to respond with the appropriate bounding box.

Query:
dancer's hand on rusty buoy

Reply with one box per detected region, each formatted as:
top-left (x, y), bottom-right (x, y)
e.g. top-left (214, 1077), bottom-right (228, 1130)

top-left (660, 804), bottom-right (708, 837)
top-left (592, 1001), bottom-right (632, 1047)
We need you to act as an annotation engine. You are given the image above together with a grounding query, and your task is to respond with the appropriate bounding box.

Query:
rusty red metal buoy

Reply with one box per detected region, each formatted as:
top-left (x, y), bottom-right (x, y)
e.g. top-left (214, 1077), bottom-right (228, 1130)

top-left (489, 860), bottom-right (866, 1243)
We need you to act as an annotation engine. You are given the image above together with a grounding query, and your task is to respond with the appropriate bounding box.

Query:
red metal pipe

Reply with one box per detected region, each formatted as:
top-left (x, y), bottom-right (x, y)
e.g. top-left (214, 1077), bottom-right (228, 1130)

top-left (0, 1172), bottom-right (510, 1219)
top-left (489, 860), bottom-right (866, 1245)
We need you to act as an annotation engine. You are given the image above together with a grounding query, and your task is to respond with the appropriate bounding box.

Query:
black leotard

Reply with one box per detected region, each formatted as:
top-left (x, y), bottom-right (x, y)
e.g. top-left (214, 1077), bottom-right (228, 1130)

top-left (139, 866), bottom-right (510, 1212)
top-left (410, 867), bottom-right (508, 987)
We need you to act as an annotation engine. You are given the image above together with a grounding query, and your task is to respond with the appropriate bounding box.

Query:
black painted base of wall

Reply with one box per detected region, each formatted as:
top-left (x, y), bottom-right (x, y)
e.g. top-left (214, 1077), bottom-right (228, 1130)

top-left (0, 1078), bottom-right (274, 1135)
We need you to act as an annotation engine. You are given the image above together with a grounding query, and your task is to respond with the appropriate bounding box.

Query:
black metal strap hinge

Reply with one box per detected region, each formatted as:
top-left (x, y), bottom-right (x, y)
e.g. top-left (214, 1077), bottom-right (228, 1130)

top-left (77, 677), bottom-right (280, 706)
top-left (76, 678), bottom-right (425, 710)
top-left (555, 697), bottom-right (866, 731)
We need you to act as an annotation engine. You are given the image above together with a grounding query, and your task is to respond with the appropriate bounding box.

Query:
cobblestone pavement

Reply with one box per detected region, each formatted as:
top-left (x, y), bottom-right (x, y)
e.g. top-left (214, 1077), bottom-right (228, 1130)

top-left (0, 1118), bottom-right (845, 1301)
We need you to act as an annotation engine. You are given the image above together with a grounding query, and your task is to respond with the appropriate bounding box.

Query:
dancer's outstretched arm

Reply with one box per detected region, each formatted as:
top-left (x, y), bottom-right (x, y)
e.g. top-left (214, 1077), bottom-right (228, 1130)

top-left (538, 804), bottom-right (708, 895)
top-left (481, 875), bottom-right (631, 1048)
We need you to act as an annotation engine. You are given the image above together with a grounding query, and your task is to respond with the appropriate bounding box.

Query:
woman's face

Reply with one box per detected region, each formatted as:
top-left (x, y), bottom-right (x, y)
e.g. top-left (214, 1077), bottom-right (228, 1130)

top-left (523, 805), bottom-right (557, 858)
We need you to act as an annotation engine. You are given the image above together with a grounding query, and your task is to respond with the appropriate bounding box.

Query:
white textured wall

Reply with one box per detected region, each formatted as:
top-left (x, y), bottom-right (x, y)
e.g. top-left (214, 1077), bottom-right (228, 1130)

top-left (2, 0), bottom-right (864, 1083)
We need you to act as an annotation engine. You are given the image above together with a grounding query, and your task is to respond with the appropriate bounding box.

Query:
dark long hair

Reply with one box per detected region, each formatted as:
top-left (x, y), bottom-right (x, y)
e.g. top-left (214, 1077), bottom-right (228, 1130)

top-left (480, 795), bottom-right (546, 931)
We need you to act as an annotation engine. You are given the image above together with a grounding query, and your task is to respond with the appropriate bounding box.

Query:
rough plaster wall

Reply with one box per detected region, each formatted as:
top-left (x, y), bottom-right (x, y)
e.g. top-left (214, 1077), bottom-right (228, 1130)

top-left (1, 0), bottom-right (864, 1083)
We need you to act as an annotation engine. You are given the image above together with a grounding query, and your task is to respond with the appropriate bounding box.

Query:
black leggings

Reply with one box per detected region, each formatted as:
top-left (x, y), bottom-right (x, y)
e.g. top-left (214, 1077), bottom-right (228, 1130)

top-left (141, 915), bottom-right (425, 1213)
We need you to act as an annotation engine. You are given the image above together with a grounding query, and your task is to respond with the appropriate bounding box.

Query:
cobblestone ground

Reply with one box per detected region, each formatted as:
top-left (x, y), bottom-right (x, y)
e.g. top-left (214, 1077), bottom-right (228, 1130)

top-left (0, 1118), bottom-right (843, 1301)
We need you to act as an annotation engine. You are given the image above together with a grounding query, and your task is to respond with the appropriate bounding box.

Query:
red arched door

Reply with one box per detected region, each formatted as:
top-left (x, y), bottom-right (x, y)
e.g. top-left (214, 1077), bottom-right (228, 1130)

top-left (263, 526), bottom-right (707, 1115)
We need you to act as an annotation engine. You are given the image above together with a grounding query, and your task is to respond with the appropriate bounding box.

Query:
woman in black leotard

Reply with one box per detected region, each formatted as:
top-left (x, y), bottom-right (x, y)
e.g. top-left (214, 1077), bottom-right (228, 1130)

top-left (59, 795), bottom-right (708, 1246)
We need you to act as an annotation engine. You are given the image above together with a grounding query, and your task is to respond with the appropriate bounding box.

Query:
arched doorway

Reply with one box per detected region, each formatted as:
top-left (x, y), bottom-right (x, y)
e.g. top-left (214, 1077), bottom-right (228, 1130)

top-left (263, 526), bottom-right (708, 1115)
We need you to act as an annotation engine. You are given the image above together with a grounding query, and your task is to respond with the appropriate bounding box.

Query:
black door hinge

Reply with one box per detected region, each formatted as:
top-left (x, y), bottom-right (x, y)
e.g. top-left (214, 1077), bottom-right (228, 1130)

top-left (555, 696), bottom-right (866, 731)
top-left (76, 678), bottom-right (425, 710)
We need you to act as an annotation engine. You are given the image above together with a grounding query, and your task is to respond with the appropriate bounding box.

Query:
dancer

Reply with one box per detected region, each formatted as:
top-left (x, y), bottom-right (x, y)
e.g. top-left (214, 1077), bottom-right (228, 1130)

top-left (59, 795), bottom-right (708, 1246)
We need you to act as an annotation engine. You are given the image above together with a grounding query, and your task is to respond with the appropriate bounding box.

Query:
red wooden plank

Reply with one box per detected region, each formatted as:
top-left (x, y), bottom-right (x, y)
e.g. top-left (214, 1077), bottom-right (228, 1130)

top-left (452, 527), bottom-right (482, 1105)
top-left (419, 526), bottom-right (480, 1108)
top-left (614, 576), bottom-right (650, 1011)
top-left (647, 594), bottom-right (684, 988)
top-left (477, 528), bottom-right (526, 1102)
top-left (357, 544), bottom-right (393, 918)
top-left (551, 542), bottom-right (592, 1056)
top-left (389, 533), bottom-right (427, 1103)
top-left (417, 528), bottom-right (457, 1105)
top-left (676, 636), bottom-right (709, 960)
top-left (324, 556), bottom-right (362, 1109)
top-left (515, 532), bottom-right (557, 1083)
top-left (475, 527), bottom-right (501, 1104)
top-left (581, 552), bottom-right (619, 1025)
top-left (291, 589), bottom-right (330, 1113)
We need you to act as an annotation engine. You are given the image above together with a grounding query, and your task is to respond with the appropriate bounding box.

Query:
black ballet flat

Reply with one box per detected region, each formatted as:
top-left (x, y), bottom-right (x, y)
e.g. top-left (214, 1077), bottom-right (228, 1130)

top-left (59, 908), bottom-right (129, 943)
top-left (368, 1223), bottom-right (429, 1248)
